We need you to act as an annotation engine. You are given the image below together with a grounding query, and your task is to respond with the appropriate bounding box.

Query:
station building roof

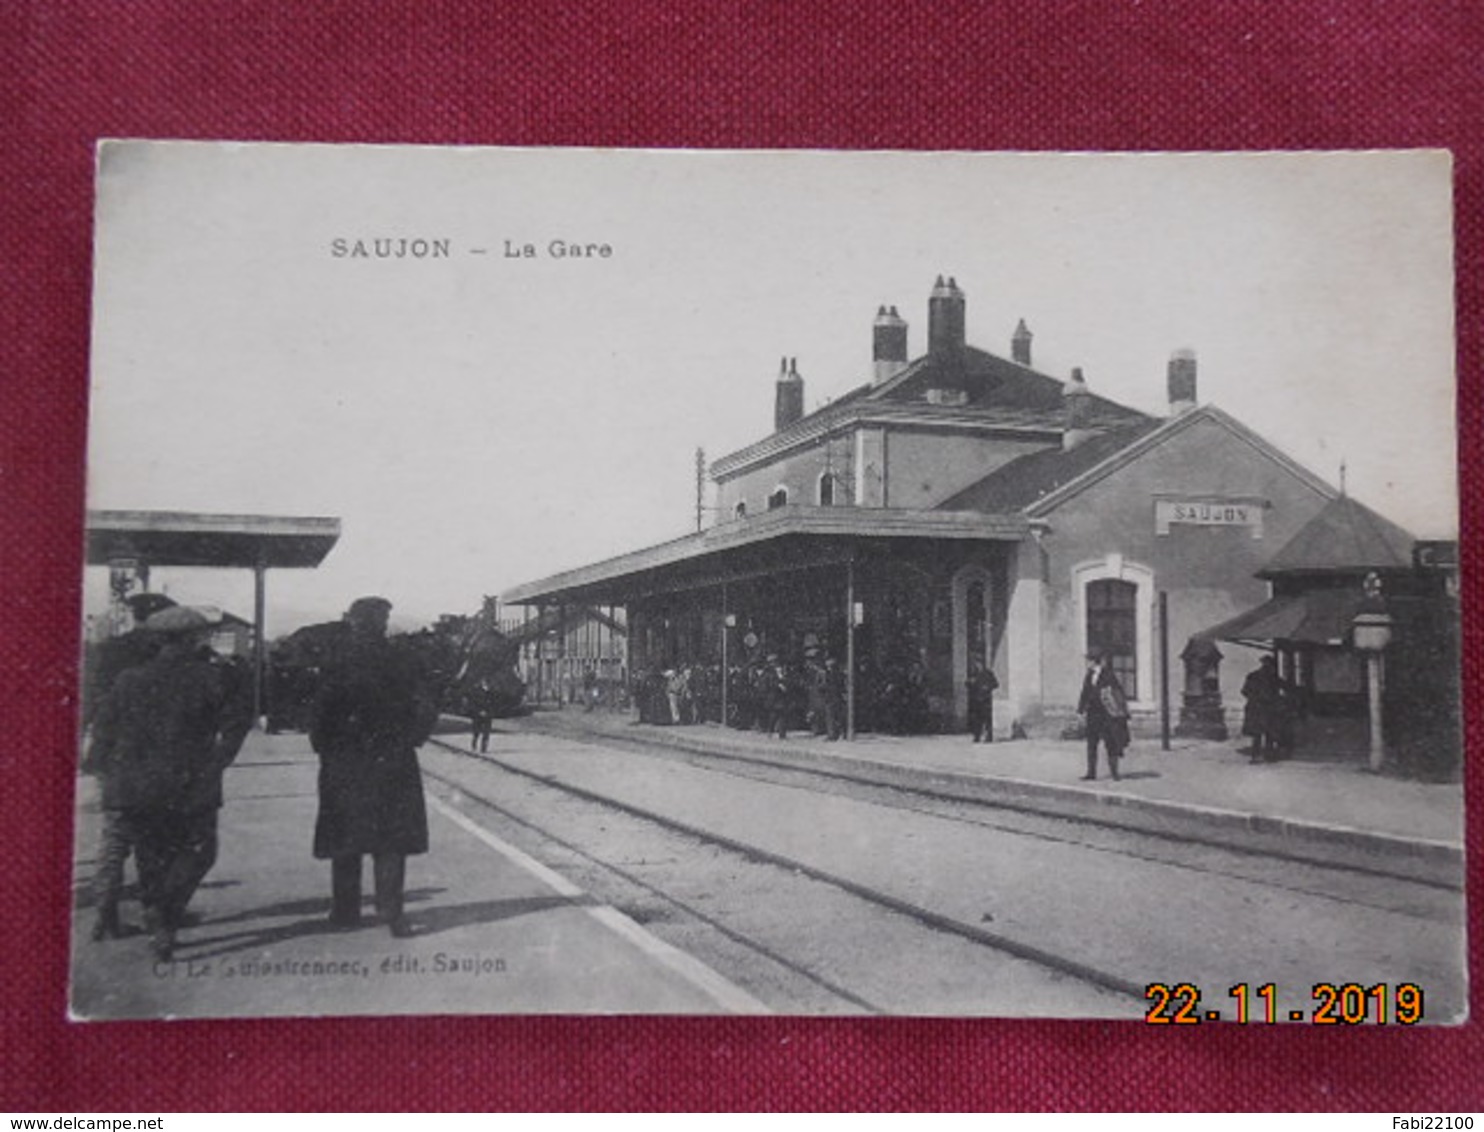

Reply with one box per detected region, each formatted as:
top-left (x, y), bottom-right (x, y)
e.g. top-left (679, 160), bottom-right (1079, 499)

top-left (710, 346), bottom-right (1147, 481)
top-left (937, 420), bottom-right (1164, 514)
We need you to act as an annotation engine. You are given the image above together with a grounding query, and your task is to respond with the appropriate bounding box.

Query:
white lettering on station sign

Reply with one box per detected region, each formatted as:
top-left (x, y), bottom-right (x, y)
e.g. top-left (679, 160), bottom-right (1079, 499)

top-left (1155, 497), bottom-right (1266, 538)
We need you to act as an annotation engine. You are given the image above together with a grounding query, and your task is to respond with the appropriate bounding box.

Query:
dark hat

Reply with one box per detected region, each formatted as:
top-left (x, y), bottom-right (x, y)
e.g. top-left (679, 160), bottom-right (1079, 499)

top-left (144, 605), bottom-right (220, 635)
top-left (347, 596), bottom-right (392, 618)
top-left (1260, 655), bottom-right (1277, 666)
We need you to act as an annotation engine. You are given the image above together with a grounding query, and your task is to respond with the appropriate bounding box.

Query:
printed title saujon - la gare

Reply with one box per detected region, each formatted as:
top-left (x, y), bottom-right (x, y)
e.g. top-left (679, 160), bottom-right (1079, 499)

top-left (329, 236), bottom-right (614, 259)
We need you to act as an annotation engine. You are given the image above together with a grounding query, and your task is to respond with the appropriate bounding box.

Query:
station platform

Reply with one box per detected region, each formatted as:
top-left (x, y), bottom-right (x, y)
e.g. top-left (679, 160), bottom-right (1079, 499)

top-left (508, 706), bottom-right (1467, 879)
top-left (68, 731), bottom-right (769, 1020)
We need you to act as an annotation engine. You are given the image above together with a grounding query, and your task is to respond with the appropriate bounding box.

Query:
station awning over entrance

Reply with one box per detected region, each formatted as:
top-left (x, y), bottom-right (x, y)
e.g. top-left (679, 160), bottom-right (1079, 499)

top-left (86, 510), bottom-right (341, 569)
top-left (502, 505), bottom-right (1030, 607)
top-left (1199, 589), bottom-right (1364, 648)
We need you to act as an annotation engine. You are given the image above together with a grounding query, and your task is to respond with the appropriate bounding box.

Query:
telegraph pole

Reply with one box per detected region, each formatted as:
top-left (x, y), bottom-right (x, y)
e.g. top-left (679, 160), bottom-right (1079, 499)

top-left (695, 446), bottom-right (706, 532)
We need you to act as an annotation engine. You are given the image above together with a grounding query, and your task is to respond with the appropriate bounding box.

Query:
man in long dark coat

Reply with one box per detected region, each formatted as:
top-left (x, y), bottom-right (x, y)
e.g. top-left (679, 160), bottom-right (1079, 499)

top-left (1241, 655), bottom-right (1292, 763)
top-left (309, 597), bottom-right (436, 937)
top-left (86, 605), bottom-right (253, 959)
top-left (1076, 652), bottom-right (1129, 781)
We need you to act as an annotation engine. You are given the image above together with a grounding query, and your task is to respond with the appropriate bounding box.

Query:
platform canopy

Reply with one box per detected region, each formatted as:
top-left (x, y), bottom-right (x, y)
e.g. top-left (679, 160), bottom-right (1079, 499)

top-left (86, 510), bottom-right (341, 569)
top-left (1199, 589), bottom-right (1364, 648)
top-left (501, 504), bottom-right (1030, 608)
top-left (86, 509), bottom-right (342, 721)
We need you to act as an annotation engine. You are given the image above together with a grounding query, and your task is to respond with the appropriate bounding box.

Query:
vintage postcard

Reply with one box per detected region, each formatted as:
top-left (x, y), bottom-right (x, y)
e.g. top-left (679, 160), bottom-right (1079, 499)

top-left (73, 142), bottom-right (1463, 1022)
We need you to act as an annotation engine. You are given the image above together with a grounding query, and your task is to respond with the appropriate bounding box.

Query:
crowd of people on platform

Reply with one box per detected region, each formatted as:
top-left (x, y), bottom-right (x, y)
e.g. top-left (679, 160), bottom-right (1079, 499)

top-left (632, 657), bottom-right (850, 738)
top-left (628, 651), bottom-right (997, 741)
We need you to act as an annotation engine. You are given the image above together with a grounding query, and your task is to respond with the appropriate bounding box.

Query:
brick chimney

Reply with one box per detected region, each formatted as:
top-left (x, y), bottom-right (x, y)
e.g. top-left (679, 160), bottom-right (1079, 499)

top-left (873, 305), bottom-right (908, 385)
top-left (928, 275), bottom-right (966, 360)
top-left (774, 356), bottom-right (804, 432)
top-left (1167, 348), bottom-right (1197, 415)
top-left (1063, 367), bottom-right (1095, 450)
top-left (1012, 318), bottom-right (1033, 366)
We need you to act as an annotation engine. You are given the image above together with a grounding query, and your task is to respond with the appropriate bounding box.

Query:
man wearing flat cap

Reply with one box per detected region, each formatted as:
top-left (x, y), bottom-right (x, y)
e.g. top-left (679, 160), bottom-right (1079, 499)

top-left (86, 604), bottom-right (253, 958)
top-left (82, 592), bottom-right (177, 729)
top-left (309, 597), bottom-right (437, 937)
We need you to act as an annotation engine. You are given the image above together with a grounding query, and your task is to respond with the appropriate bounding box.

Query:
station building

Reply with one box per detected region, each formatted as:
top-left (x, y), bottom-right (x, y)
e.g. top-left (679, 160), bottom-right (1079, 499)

top-left (504, 277), bottom-right (1351, 736)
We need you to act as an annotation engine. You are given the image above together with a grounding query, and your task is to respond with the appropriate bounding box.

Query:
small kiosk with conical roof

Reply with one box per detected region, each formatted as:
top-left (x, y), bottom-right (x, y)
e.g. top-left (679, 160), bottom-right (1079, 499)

top-left (1200, 493), bottom-right (1458, 777)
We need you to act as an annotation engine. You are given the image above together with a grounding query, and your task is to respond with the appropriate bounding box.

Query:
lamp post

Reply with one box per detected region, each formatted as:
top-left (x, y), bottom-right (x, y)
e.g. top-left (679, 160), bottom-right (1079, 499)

top-left (1351, 572), bottom-right (1394, 773)
top-left (721, 606), bottom-right (734, 728)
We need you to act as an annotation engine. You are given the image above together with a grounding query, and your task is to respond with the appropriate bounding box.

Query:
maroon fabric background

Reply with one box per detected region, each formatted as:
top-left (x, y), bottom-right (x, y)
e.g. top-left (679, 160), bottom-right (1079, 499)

top-left (4, 0), bottom-right (1480, 1112)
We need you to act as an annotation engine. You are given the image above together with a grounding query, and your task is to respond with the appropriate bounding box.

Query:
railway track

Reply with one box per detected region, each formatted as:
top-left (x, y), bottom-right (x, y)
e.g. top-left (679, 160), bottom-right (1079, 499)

top-left (420, 732), bottom-right (1462, 1017)
top-left (452, 722), bottom-right (1463, 909)
top-left (525, 717), bottom-right (1466, 894)
top-left (422, 744), bottom-right (1142, 1014)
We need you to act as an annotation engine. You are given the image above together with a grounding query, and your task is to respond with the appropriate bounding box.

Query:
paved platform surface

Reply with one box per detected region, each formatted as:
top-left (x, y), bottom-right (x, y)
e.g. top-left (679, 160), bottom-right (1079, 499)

top-left (510, 707), bottom-right (1466, 869)
top-left (68, 731), bottom-right (769, 1020)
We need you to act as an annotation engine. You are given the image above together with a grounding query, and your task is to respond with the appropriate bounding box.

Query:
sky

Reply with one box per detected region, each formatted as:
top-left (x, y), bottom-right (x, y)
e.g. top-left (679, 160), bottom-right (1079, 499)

top-left (83, 143), bottom-right (1457, 636)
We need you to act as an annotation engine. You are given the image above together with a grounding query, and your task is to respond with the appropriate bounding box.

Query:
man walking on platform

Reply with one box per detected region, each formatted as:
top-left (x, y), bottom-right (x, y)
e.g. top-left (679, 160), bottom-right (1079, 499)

top-left (86, 605), bottom-right (253, 958)
top-left (1076, 652), bottom-right (1129, 782)
top-left (467, 677), bottom-right (497, 753)
top-left (310, 597), bottom-right (437, 938)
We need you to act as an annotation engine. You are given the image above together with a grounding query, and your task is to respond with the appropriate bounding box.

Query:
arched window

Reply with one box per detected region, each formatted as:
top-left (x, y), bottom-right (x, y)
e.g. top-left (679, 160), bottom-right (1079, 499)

top-left (1073, 556), bottom-right (1155, 707)
top-left (1086, 578), bottom-right (1138, 699)
top-left (966, 580), bottom-right (988, 669)
top-left (818, 473), bottom-right (837, 506)
top-left (767, 486), bottom-right (789, 510)
top-left (733, 501), bottom-right (747, 520)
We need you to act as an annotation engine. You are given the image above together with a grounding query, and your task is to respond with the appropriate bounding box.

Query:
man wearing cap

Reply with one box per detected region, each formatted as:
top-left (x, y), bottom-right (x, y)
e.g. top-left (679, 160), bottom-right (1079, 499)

top-left (86, 604), bottom-right (253, 957)
top-left (309, 597), bottom-right (437, 937)
top-left (82, 592), bottom-right (176, 730)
